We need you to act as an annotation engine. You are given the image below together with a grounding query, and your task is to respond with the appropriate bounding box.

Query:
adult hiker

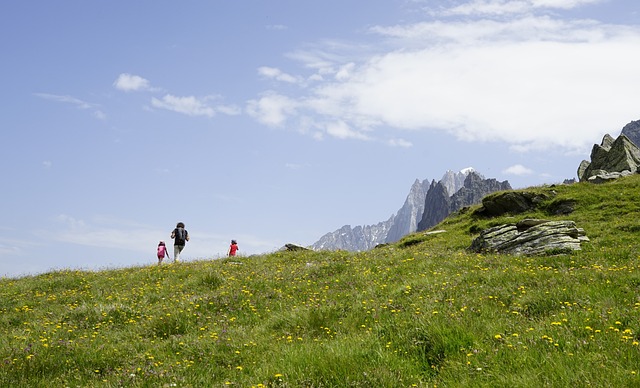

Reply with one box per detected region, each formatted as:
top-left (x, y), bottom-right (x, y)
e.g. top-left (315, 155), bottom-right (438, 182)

top-left (170, 222), bottom-right (189, 262)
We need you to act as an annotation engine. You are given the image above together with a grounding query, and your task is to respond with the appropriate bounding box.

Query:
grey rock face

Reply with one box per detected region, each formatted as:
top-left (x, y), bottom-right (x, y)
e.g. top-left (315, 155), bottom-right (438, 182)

top-left (417, 172), bottom-right (512, 231)
top-left (387, 169), bottom-right (472, 242)
top-left (384, 179), bottom-right (431, 244)
top-left (578, 133), bottom-right (640, 182)
top-left (416, 180), bottom-right (451, 232)
top-left (469, 219), bottom-right (589, 255)
top-left (621, 119), bottom-right (640, 148)
top-left (439, 168), bottom-right (472, 197)
top-left (577, 160), bottom-right (590, 182)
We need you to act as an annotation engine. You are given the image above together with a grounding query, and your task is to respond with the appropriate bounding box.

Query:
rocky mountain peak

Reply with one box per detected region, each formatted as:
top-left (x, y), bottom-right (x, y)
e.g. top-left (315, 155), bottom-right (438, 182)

top-left (439, 168), bottom-right (475, 196)
top-left (417, 171), bottom-right (511, 232)
top-left (312, 168), bottom-right (509, 251)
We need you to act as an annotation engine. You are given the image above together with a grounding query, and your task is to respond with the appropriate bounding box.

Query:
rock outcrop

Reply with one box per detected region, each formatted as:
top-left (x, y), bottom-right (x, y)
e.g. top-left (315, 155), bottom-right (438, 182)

top-left (474, 191), bottom-right (552, 218)
top-left (578, 134), bottom-right (640, 182)
top-left (469, 219), bottom-right (588, 255)
top-left (281, 243), bottom-right (311, 252)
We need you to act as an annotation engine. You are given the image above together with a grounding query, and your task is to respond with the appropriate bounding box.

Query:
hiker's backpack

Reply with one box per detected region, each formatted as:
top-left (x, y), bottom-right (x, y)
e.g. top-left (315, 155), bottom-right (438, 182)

top-left (157, 245), bottom-right (166, 257)
top-left (175, 228), bottom-right (187, 244)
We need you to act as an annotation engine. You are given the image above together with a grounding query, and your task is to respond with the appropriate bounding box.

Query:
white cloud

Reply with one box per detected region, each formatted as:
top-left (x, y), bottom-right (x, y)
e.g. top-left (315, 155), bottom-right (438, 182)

top-left (113, 73), bottom-right (151, 92)
top-left (251, 9), bottom-right (640, 151)
top-left (151, 94), bottom-right (215, 117)
top-left (246, 93), bottom-right (299, 127)
top-left (503, 164), bottom-right (534, 175)
top-left (42, 161), bottom-right (52, 169)
top-left (335, 63), bottom-right (356, 81)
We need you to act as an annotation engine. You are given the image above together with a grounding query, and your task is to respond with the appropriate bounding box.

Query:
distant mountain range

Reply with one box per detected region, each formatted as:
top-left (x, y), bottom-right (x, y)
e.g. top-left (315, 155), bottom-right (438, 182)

top-left (311, 168), bottom-right (511, 251)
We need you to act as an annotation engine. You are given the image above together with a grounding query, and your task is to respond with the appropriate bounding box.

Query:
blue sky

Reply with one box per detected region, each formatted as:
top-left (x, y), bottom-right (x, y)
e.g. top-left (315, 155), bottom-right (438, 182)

top-left (2, 0), bottom-right (639, 278)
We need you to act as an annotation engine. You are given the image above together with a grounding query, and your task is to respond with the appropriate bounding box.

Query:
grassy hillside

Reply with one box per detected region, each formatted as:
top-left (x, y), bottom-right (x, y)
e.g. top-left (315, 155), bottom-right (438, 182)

top-left (2, 175), bottom-right (640, 387)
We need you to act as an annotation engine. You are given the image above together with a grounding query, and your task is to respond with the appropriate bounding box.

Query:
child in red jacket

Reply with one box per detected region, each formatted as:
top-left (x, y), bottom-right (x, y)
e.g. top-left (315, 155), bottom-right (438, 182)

top-left (227, 240), bottom-right (239, 257)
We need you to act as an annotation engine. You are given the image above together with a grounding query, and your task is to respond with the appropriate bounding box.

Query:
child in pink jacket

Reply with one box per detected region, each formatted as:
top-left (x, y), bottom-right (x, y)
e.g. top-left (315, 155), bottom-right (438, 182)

top-left (157, 241), bottom-right (170, 265)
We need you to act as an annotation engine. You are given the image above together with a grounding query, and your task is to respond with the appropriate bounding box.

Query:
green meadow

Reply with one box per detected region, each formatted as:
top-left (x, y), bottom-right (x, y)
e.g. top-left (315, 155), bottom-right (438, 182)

top-left (2, 175), bottom-right (640, 387)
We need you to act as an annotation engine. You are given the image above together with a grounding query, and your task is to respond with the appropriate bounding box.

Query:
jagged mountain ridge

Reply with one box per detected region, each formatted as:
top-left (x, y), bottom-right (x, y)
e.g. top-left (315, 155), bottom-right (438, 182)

top-left (312, 168), bottom-right (509, 251)
top-left (417, 171), bottom-right (512, 231)
top-left (310, 218), bottom-right (394, 252)
top-left (385, 168), bottom-right (474, 244)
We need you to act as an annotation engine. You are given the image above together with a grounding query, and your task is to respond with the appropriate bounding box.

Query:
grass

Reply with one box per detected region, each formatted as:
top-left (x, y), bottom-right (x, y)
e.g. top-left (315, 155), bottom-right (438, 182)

top-left (2, 175), bottom-right (640, 387)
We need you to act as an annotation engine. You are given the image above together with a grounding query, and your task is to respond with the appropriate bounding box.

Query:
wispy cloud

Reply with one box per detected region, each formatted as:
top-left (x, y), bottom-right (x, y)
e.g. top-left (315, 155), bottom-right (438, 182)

top-left (285, 162), bottom-right (307, 170)
top-left (46, 214), bottom-right (159, 254)
top-left (266, 24), bottom-right (288, 31)
top-left (387, 138), bottom-right (413, 148)
top-left (42, 214), bottom-right (276, 260)
top-left (150, 94), bottom-right (241, 118)
top-left (247, 1), bottom-right (640, 151)
top-left (216, 105), bottom-right (242, 116)
top-left (151, 94), bottom-right (216, 117)
top-left (34, 93), bottom-right (93, 108)
top-left (438, 0), bottom-right (605, 17)
top-left (258, 66), bottom-right (302, 84)
top-left (34, 92), bottom-right (106, 120)
top-left (326, 120), bottom-right (371, 140)
top-left (0, 238), bottom-right (28, 256)
top-left (503, 164), bottom-right (534, 176)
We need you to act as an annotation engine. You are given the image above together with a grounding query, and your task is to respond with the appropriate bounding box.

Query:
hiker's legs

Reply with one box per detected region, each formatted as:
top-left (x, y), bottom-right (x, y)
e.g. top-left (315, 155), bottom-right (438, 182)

top-left (174, 245), bottom-right (184, 262)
